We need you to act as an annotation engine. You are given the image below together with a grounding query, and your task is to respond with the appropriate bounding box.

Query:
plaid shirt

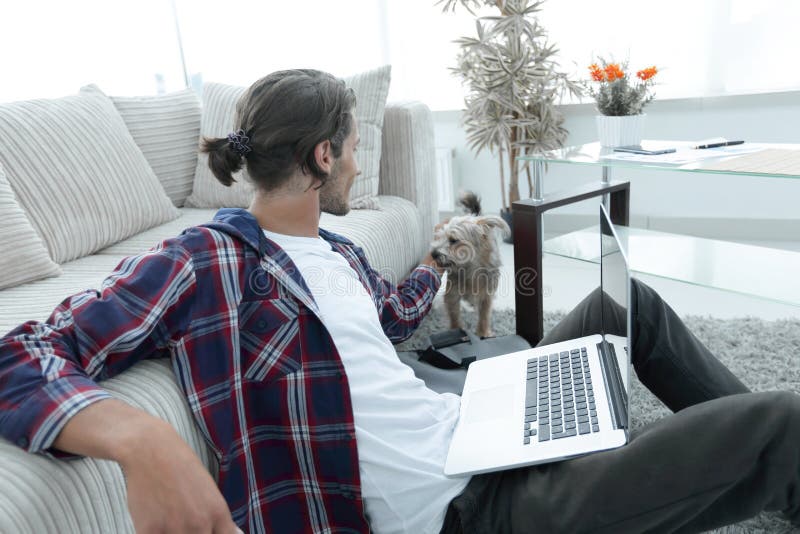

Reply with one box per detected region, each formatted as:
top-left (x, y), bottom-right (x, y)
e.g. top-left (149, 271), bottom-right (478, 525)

top-left (0, 208), bottom-right (441, 533)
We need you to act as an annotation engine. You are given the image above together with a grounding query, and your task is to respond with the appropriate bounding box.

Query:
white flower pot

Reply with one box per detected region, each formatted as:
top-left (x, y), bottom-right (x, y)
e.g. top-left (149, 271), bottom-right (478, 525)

top-left (596, 114), bottom-right (646, 147)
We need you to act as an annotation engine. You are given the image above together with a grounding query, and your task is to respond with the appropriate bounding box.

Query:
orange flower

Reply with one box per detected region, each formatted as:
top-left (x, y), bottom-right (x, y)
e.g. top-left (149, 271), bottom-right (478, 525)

top-left (588, 63), bottom-right (604, 82)
top-left (603, 63), bottom-right (625, 82)
top-left (637, 66), bottom-right (658, 81)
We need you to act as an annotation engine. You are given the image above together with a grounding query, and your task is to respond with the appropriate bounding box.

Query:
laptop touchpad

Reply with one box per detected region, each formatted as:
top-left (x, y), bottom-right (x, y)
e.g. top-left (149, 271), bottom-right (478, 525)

top-left (465, 385), bottom-right (515, 423)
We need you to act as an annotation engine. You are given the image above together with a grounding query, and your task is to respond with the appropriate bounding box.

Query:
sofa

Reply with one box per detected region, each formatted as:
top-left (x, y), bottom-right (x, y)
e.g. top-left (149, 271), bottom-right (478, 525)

top-left (0, 66), bottom-right (437, 533)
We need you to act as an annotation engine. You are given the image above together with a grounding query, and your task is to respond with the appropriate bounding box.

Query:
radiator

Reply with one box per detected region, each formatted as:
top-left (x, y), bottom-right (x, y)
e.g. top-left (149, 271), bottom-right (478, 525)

top-left (435, 147), bottom-right (455, 212)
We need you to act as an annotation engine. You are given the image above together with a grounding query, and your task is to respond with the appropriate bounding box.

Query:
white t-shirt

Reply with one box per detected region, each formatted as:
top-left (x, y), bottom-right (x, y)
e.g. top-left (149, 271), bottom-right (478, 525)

top-left (262, 229), bottom-right (470, 534)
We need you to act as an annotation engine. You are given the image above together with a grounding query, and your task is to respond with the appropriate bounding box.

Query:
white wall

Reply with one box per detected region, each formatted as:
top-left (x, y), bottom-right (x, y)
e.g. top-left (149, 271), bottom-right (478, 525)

top-left (433, 91), bottom-right (800, 239)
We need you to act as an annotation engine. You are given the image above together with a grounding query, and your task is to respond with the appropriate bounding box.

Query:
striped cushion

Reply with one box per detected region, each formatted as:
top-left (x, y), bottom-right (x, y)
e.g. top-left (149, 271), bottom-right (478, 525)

top-left (80, 85), bottom-right (202, 207)
top-left (0, 255), bottom-right (130, 336)
top-left (99, 199), bottom-right (423, 284)
top-left (99, 198), bottom-right (423, 286)
top-left (183, 82), bottom-right (252, 209)
top-left (98, 208), bottom-right (217, 257)
top-left (320, 195), bottom-right (426, 284)
top-left (0, 359), bottom-right (215, 534)
top-left (0, 162), bottom-right (60, 290)
top-left (184, 66), bottom-right (391, 210)
top-left (0, 199), bottom-right (423, 335)
top-left (379, 102), bottom-right (438, 252)
top-left (0, 92), bottom-right (179, 264)
top-left (0, 199), bottom-right (424, 331)
top-left (344, 66), bottom-right (391, 210)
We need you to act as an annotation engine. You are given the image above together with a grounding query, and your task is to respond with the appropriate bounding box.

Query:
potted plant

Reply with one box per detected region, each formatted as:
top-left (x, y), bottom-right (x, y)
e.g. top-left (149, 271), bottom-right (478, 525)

top-left (439, 0), bottom-right (582, 237)
top-left (585, 58), bottom-right (659, 147)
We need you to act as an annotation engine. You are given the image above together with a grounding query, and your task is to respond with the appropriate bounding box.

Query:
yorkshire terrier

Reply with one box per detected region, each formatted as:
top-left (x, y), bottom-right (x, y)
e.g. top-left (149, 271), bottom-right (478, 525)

top-left (430, 192), bottom-right (510, 338)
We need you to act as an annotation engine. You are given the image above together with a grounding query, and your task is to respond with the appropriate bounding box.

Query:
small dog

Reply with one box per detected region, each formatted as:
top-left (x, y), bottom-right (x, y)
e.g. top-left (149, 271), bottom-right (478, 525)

top-left (430, 192), bottom-right (510, 338)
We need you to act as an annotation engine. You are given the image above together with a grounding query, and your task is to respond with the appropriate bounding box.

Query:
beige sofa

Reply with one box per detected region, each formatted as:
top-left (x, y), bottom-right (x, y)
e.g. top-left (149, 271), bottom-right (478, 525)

top-left (0, 75), bottom-right (437, 532)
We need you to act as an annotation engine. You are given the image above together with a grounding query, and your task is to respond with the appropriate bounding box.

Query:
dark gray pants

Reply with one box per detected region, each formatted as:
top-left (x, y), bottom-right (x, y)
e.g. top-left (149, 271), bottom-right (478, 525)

top-left (442, 280), bottom-right (800, 533)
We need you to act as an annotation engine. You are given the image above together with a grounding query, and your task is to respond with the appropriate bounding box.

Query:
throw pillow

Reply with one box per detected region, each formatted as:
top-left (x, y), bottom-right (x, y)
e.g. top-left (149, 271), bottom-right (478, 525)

top-left (184, 82), bottom-right (253, 209)
top-left (0, 162), bottom-right (61, 290)
top-left (80, 84), bottom-right (202, 207)
top-left (343, 66), bottom-right (391, 210)
top-left (184, 65), bottom-right (391, 210)
top-left (0, 92), bottom-right (179, 264)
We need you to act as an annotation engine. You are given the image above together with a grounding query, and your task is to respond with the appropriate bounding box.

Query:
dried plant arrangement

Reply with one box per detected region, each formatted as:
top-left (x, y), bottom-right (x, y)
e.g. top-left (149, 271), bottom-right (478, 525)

top-left (439, 0), bottom-right (582, 212)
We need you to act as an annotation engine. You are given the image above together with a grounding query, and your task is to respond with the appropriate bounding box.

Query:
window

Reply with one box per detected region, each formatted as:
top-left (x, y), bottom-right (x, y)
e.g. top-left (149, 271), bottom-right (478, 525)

top-left (538, 0), bottom-right (800, 101)
top-left (388, 0), bottom-right (800, 108)
top-left (173, 0), bottom-right (388, 90)
top-left (0, 0), bottom-right (185, 103)
top-left (3, 0), bottom-right (797, 109)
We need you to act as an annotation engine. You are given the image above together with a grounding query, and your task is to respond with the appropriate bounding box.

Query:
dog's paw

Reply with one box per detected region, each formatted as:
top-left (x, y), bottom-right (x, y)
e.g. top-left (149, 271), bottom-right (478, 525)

top-left (477, 328), bottom-right (494, 338)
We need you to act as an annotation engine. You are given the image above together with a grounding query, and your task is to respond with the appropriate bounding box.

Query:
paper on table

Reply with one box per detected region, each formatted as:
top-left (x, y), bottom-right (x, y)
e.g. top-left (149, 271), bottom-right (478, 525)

top-left (699, 148), bottom-right (800, 176)
top-left (601, 144), bottom-right (764, 165)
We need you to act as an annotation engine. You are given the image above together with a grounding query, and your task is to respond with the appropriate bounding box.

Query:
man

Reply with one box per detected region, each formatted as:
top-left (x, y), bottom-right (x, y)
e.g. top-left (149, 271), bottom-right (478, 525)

top-left (1, 69), bottom-right (799, 534)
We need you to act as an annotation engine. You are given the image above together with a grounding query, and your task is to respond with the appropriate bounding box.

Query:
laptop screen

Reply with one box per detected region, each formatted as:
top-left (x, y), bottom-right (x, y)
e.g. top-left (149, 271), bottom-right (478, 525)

top-left (599, 204), bottom-right (632, 430)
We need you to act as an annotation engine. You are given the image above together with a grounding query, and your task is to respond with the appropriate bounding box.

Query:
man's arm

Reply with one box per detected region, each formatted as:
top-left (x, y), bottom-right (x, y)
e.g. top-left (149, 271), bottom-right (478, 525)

top-left (0, 239), bottom-right (238, 532)
top-left (0, 242), bottom-right (196, 453)
top-left (359, 246), bottom-right (444, 343)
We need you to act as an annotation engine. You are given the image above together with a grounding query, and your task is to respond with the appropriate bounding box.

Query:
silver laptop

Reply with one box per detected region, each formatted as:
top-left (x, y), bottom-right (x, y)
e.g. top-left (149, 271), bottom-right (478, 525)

top-left (444, 204), bottom-right (632, 476)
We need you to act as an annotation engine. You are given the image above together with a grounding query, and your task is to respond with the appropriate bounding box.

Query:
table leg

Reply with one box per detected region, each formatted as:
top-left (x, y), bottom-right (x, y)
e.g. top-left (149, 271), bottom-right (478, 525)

top-left (512, 180), bottom-right (631, 345)
top-left (532, 160), bottom-right (545, 202)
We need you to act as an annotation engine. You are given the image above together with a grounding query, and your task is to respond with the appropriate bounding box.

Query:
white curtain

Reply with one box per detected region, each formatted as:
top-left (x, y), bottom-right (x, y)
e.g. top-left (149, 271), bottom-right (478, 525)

top-left (2, 0), bottom-right (798, 108)
top-left (538, 0), bottom-right (800, 101)
top-left (0, 0), bottom-right (185, 102)
top-left (172, 0), bottom-right (388, 89)
top-left (388, 0), bottom-right (800, 108)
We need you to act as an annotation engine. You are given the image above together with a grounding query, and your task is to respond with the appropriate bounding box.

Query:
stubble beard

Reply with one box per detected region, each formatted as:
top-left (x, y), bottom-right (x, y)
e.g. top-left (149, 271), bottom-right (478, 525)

top-left (319, 162), bottom-right (350, 216)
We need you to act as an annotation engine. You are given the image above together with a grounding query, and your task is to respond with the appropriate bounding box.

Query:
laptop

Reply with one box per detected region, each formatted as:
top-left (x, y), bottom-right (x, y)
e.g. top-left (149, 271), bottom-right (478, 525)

top-left (444, 204), bottom-right (632, 476)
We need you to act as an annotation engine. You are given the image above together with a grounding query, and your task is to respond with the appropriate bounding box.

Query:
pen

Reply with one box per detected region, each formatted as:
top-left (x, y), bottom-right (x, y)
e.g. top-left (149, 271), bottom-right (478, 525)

top-left (693, 140), bottom-right (745, 149)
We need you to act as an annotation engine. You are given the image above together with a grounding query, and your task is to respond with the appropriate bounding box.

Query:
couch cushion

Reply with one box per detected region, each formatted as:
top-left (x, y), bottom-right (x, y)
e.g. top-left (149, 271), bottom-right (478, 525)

top-left (185, 66), bottom-right (391, 210)
top-left (0, 255), bottom-right (124, 336)
top-left (183, 82), bottom-right (250, 209)
top-left (102, 198), bottom-right (424, 285)
top-left (0, 162), bottom-right (61, 290)
top-left (98, 208), bottom-right (217, 256)
top-left (98, 198), bottom-right (424, 285)
top-left (0, 92), bottom-right (179, 264)
top-left (0, 195), bottom-right (424, 336)
top-left (343, 66), bottom-right (391, 209)
top-left (80, 85), bottom-right (202, 207)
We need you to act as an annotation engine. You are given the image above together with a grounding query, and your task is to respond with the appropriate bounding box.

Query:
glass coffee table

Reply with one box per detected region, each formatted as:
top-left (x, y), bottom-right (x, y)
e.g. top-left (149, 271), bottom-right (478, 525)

top-left (512, 141), bottom-right (800, 344)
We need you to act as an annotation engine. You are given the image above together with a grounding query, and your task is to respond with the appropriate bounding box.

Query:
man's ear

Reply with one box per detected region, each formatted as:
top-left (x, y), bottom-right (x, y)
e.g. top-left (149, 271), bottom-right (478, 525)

top-left (313, 140), bottom-right (334, 175)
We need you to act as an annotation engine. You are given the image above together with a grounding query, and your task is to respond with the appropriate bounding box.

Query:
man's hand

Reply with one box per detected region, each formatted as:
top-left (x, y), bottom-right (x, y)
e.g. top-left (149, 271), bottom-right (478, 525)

top-left (421, 252), bottom-right (445, 276)
top-left (54, 399), bottom-right (239, 533)
top-left (120, 420), bottom-right (238, 533)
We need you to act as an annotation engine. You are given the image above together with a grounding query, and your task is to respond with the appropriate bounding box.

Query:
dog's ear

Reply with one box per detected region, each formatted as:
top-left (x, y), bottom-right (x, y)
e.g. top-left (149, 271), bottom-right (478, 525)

top-left (478, 216), bottom-right (511, 239)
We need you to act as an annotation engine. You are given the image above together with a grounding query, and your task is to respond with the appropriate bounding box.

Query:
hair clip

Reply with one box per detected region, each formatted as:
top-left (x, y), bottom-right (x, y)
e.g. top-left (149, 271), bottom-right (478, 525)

top-left (227, 129), bottom-right (252, 157)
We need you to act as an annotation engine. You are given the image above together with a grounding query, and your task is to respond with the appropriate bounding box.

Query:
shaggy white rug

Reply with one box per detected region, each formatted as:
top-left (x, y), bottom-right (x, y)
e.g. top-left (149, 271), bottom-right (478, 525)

top-left (395, 307), bottom-right (800, 533)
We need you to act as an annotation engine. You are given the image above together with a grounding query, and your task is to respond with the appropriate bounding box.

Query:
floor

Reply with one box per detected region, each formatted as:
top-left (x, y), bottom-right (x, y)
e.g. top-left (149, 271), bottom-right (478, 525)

top-left (435, 238), bottom-right (800, 321)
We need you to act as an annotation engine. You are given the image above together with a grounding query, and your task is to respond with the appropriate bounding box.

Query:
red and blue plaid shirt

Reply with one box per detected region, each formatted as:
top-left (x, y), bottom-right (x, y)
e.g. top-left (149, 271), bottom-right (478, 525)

top-left (0, 208), bottom-right (441, 533)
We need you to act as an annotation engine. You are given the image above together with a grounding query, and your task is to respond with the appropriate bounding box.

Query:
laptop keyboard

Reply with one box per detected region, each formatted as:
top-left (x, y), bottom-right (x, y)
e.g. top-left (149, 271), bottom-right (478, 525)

top-left (524, 348), bottom-right (599, 444)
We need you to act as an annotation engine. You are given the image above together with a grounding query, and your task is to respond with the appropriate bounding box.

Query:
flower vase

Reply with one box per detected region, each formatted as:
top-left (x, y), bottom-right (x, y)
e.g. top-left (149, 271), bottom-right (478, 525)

top-left (596, 114), bottom-right (646, 147)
